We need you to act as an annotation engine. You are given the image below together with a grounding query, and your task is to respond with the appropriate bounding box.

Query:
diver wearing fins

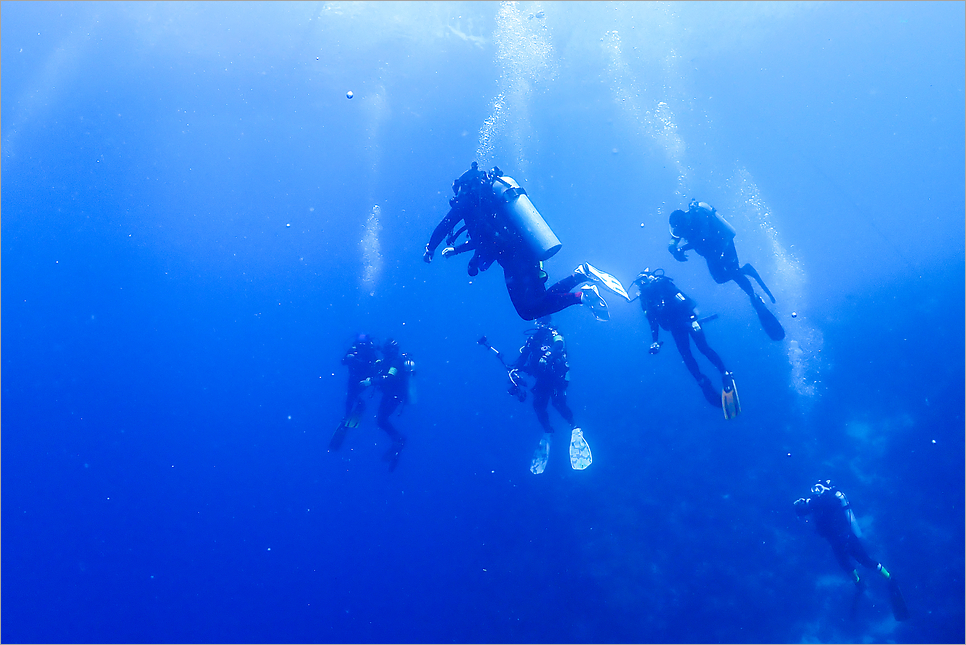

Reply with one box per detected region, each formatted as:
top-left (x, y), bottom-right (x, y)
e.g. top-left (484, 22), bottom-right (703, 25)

top-left (424, 162), bottom-right (611, 322)
top-left (509, 316), bottom-right (581, 474)
top-left (633, 268), bottom-right (739, 418)
top-left (667, 200), bottom-right (785, 341)
top-left (330, 333), bottom-right (379, 451)
top-left (794, 480), bottom-right (910, 621)
top-left (361, 338), bottom-right (414, 472)
top-left (478, 321), bottom-right (592, 474)
top-left (423, 161), bottom-right (500, 277)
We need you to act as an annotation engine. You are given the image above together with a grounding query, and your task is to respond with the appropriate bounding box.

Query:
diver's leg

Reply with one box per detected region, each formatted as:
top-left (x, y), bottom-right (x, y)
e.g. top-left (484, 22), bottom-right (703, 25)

top-left (550, 381), bottom-right (576, 428)
top-left (847, 535), bottom-right (880, 571)
top-left (345, 382), bottom-right (364, 417)
top-left (741, 262), bottom-right (776, 302)
top-left (531, 383), bottom-right (554, 434)
top-left (376, 395), bottom-right (404, 443)
top-left (829, 539), bottom-right (858, 579)
top-left (691, 325), bottom-right (727, 375)
top-left (671, 325), bottom-right (703, 381)
top-left (505, 265), bottom-right (582, 320)
top-left (672, 325), bottom-right (718, 407)
top-left (504, 265), bottom-right (541, 321)
top-left (546, 272), bottom-right (590, 295)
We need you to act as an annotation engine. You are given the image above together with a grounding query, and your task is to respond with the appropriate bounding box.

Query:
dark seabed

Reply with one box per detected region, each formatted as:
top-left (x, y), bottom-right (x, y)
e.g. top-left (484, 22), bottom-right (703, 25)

top-left (2, 2), bottom-right (963, 643)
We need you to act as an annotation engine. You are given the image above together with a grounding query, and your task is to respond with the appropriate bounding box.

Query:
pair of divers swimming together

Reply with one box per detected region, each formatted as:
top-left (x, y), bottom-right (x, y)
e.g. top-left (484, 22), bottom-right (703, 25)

top-left (329, 333), bottom-right (414, 472)
top-left (328, 161), bottom-right (909, 622)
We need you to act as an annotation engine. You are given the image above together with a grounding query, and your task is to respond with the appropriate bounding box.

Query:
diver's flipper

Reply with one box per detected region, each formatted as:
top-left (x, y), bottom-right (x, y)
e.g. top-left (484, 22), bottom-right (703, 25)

top-left (576, 263), bottom-right (631, 301)
top-left (569, 427), bottom-right (592, 470)
top-left (329, 417), bottom-right (354, 451)
top-left (384, 436), bottom-right (406, 473)
top-left (530, 435), bottom-right (551, 475)
top-left (889, 578), bottom-right (910, 621)
top-left (329, 423), bottom-right (349, 451)
top-left (752, 295), bottom-right (786, 341)
top-left (741, 263), bottom-right (776, 303)
top-left (579, 283), bottom-right (610, 322)
top-left (721, 372), bottom-right (741, 420)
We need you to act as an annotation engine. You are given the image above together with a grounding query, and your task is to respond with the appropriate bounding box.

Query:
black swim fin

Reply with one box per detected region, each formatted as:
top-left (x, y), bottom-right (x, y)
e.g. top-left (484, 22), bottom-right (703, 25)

top-left (752, 295), bottom-right (785, 341)
top-left (329, 412), bottom-right (361, 452)
top-left (889, 578), bottom-right (910, 621)
top-left (741, 263), bottom-right (776, 303)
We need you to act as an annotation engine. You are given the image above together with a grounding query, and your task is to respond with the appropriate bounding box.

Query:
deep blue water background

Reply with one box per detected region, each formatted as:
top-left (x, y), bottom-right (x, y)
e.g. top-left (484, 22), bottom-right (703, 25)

top-left (3, 2), bottom-right (964, 643)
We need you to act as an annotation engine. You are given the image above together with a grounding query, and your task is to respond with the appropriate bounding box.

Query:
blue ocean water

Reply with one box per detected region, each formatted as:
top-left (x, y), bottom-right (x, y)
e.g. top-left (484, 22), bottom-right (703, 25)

top-left (2, 2), bottom-right (964, 643)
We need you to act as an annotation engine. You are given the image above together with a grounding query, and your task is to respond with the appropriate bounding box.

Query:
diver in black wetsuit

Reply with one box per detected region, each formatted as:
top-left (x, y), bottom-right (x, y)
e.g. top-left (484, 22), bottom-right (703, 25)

top-left (423, 162), bottom-right (499, 277)
top-left (633, 268), bottom-right (731, 408)
top-left (667, 200), bottom-right (784, 341)
top-left (329, 333), bottom-right (380, 452)
top-left (794, 480), bottom-right (909, 621)
top-left (423, 163), bottom-right (609, 322)
top-left (340, 333), bottom-right (378, 419)
top-left (510, 316), bottom-right (577, 437)
top-left (362, 338), bottom-right (414, 471)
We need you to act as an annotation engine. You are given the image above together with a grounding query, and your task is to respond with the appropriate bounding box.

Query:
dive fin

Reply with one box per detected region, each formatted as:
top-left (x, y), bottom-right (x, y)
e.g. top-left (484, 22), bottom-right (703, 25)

top-left (579, 283), bottom-right (610, 322)
top-left (329, 416), bottom-right (355, 451)
top-left (889, 578), bottom-right (910, 621)
top-left (569, 427), bottom-right (593, 470)
top-left (721, 373), bottom-right (741, 420)
top-left (752, 295), bottom-right (786, 341)
top-left (576, 263), bottom-right (631, 301)
top-left (530, 435), bottom-right (551, 475)
top-left (742, 264), bottom-right (776, 303)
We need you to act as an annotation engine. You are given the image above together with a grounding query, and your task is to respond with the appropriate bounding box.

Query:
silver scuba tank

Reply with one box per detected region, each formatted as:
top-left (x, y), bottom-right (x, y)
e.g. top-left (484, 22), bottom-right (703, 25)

top-left (490, 174), bottom-right (562, 261)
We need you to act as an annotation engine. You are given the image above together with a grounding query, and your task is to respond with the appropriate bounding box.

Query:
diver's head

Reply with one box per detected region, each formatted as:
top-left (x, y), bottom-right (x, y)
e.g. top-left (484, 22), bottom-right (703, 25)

top-left (811, 479), bottom-right (833, 496)
top-left (634, 267), bottom-right (665, 286)
top-left (382, 338), bottom-right (399, 357)
top-left (470, 161), bottom-right (478, 170)
top-left (356, 332), bottom-right (372, 346)
top-left (669, 209), bottom-right (690, 238)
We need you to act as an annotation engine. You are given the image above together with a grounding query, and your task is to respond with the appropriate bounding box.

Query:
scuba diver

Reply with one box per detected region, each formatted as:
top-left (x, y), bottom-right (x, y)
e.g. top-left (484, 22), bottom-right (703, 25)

top-left (632, 268), bottom-right (740, 419)
top-left (330, 333), bottom-right (378, 451)
top-left (361, 338), bottom-right (414, 472)
top-left (478, 321), bottom-right (592, 474)
top-left (423, 161), bottom-right (499, 277)
top-left (424, 162), bottom-right (614, 322)
top-left (794, 480), bottom-right (909, 621)
top-left (667, 200), bottom-right (785, 341)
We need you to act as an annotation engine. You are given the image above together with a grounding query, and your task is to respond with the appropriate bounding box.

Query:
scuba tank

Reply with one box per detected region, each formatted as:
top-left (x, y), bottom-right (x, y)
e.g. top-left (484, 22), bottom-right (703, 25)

top-left (490, 172), bottom-right (562, 261)
top-left (689, 200), bottom-right (736, 241)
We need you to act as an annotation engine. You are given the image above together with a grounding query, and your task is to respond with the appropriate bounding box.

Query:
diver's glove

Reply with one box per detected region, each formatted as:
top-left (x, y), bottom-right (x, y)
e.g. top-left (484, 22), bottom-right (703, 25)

top-left (793, 498), bottom-right (808, 516)
top-left (360, 378), bottom-right (373, 388)
top-left (669, 243), bottom-right (688, 262)
top-left (441, 246), bottom-right (456, 258)
top-left (423, 244), bottom-right (433, 263)
top-left (649, 341), bottom-right (663, 355)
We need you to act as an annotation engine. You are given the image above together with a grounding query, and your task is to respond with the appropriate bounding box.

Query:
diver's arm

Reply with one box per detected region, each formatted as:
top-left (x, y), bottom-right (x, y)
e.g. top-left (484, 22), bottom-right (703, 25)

top-left (668, 237), bottom-right (690, 261)
top-left (425, 208), bottom-right (463, 262)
